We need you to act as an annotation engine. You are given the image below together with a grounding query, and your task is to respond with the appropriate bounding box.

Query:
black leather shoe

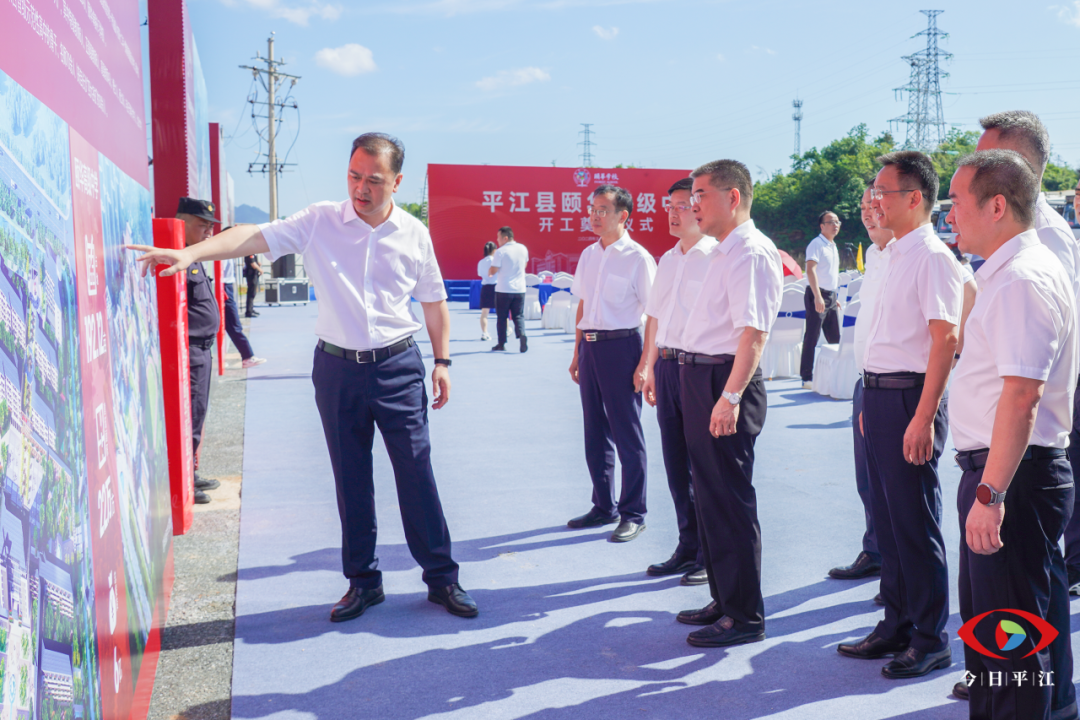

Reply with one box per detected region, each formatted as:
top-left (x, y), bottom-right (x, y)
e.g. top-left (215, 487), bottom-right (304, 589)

top-left (194, 473), bottom-right (220, 491)
top-left (647, 552), bottom-right (698, 577)
top-left (687, 616), bottom-right (765, 648)
top-left (837, 632), bottom-right (909, 659)
top-left (193, 489), bottom-right (211, 504)
top-left (681, 568), bottom-right (708, 586)
top-left (330, 586), bottom-right (385, 622)
top-left (567, 509), bottom-right (619, 529)
top-left (828, 551), bottom-right (882, 580)
top-left (427, 583), bottom-right (478, 618)
top-left (520, 336), bottom-right (528, 353)
top-left (676, 601), bottom-right (723, 626)
top-left (953, 681), bottom-right (969, 700)
top-left (610, 520), bottom-right (644, 543)
top-left (492, 344), bottom-right (506, 352)
top-left (882, 646), bottom-right (951, 679)
top-left (873, 592), bottom-right (884, 606)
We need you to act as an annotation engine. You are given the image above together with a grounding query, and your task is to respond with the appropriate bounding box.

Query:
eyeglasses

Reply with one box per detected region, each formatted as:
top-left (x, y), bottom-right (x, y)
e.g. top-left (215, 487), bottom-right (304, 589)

top-left (869, 188), bottom-right (917, 200)
top-left (668, 204), bottom-right (693, 213)
top-left (587, 206), bottom-right (611, 217)
top-left (690, 188), bottom-right (733, 204)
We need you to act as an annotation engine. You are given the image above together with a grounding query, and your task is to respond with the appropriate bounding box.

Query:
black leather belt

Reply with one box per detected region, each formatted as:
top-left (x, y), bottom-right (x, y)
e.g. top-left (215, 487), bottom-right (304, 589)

top-left (318, 337), bottom-right (415, 364)
top-left (582, 329), bottom-right (636, 342)
top-left (658, 347), bottom-right (684, 361)
top-left (863, 371), bottom-right (925, 389)
top-left (955, 445), bottom-right (1068, 472)
top-left (189, 336), bottom-right (215, 350)
top-left (679, 352), bottom-right (735, 366)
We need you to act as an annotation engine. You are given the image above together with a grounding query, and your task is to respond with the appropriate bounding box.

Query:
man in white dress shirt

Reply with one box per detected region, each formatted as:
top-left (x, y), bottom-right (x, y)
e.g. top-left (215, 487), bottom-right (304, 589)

top-left (947, 149), bottom-right (1077, 720)
top-left (673, 160), bottom-right (782, 648)
top-left (128, 133), bottom-right (478, 622)
top-left (837, 151), bottom-right (962, 679)
top-left (489, 226), bottom-right (530, 353)
top-left (566, 185), bottom-right (657, 543)
top-left (827, 188), bottom-right (893, 588)
top-left (800, 211), bottom-right (842, 387)
top-left (640, 178), bottom-right (717, 585)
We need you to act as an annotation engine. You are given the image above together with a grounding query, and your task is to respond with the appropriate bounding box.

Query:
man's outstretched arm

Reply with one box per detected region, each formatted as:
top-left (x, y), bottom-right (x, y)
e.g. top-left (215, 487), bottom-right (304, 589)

top-left (128, 225), bottom-right (270, 277)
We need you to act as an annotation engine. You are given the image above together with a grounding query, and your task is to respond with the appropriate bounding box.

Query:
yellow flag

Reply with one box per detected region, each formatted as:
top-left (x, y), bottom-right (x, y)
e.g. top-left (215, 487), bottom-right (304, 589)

top-left (856, 242), bottom-right (865, 273)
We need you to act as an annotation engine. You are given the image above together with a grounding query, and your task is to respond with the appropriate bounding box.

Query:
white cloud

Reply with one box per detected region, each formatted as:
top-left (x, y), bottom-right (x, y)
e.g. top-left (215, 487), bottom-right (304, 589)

top-left (372, 0), bottom-right (669, 15)
top-left (751, 45), bottom-right (776, 55)
top-left (475, 67), bottom-right (551, 92)
top-left (224, 0), bottom-right (341, 25)
top-left (592, 25), bottom-right (619, 40)
top-left (716, 53), bottom-right (725, 62)
top-left (315, 44), bottom-right (377, 76)
top-left (1055, 1), bottom-right (1080, 26)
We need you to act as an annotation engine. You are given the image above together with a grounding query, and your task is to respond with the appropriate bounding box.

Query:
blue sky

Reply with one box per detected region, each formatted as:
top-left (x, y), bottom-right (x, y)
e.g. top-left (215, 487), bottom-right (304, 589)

top-left (187, 0), bottom-right (1080, 218)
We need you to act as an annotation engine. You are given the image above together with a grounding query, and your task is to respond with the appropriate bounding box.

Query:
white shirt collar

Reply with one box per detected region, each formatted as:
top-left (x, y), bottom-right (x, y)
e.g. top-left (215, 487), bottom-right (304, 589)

top-left (717, 219), bottom-right (756, 255)
top-left (975, 229), bottom-right (1041, 283)
top-left (891, 222), bottom-right (935, 255)
top-left (341, 199), bottom-right (401, 233)
top-left (673, 236), bottom-right (717, 256)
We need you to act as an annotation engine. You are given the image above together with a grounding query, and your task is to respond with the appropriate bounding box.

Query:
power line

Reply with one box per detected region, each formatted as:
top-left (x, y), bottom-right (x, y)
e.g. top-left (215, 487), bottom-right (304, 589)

top-left (890, 9), bottom-right (951, 151)
top-left (578, 124), bottom-right (596, 167)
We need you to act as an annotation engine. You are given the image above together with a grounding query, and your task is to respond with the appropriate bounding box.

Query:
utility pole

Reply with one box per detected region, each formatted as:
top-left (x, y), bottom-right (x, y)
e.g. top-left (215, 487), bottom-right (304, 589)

top-left (240, 32), bottom-right (301, 221)
top-left (889, 10), bottom-right (951, 151)
top-left (792, 98), bottom-right (803, 158)
top-left (578, 124), bottom-right (596, 167)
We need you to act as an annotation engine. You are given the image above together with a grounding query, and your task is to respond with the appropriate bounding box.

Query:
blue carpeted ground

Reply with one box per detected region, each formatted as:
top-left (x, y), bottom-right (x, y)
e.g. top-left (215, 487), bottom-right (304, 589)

top-left (230, 302), bottom-right (1079, 719)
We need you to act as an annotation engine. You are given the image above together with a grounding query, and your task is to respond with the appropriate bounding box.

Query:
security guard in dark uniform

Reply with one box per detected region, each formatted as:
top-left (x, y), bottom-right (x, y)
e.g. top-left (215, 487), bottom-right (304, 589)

top-left (177, 198), bottom-right (222, 504)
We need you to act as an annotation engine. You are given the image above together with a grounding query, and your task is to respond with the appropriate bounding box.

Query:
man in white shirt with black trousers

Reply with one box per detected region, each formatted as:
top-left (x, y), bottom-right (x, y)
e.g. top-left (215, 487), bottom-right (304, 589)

top-left (800, 211), bottom-right (842, 388)
top-left (489, 225), bottom-right (530, 353)
top-left (837, 151), bottom-right (962, 679)
top-left (127, 133), bottom-right (477, 623)
top-left (673, 159), bottom-right (783, 648)
top-left (566, 185), bottom-right (656, 543)
top-left (947, 149), bottom-right (1077, 720)
top-left (640, 177), bottom-right (717, 586)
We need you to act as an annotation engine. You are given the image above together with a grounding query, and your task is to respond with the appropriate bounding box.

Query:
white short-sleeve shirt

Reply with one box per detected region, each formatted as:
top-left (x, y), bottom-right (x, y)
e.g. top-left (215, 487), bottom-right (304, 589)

top-left (853, 240), bottom-right (895, 372)
top-left (1035, 193), bottom-right (1080, 303)
top-left (681, 220), bottom-right (784, 356)
top-left (805, 234), bottom-right (840, 292)
top-left (950, 230), bottom-right (1078, 450)
top-left (259, 199), bottom-right (447, 351)
top-left (478, 256), bottom-right (497, 285)
top-left (491, 240), bottom-right (529, 294)
top-left (572, 233), bottom-right (657, 331)
top-left (862, 223), bottom-right (964, 374)
top-left (645, 236), bottom-right (718, 350)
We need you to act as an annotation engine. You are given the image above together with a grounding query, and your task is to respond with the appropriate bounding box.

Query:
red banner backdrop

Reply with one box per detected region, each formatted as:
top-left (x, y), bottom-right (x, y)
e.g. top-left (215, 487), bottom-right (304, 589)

top-left (70, 128), bottom-right (135, 720)
top-left (0, 0), bottom-right (148, 186)
top-left (427, 164), bottom-right (691, 279)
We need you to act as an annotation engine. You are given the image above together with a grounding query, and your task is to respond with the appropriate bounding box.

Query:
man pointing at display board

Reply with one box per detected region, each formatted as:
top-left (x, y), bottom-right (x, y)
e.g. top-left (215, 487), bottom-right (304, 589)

top-left (128, 133), bottom-right (477, 623)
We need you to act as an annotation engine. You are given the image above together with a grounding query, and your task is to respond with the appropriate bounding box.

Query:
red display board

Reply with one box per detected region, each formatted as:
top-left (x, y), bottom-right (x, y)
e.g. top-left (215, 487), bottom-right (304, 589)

top-left (427, 164), bottom-right (691, 279)
top-left (210, 123), bottom-right (226, 375)
top-left (0, 0), bottom-right (148, 186)
top-left (153, 219), bottom-right (194, 536)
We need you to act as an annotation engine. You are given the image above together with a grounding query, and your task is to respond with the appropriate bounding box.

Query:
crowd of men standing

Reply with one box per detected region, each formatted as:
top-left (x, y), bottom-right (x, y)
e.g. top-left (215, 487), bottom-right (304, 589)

top-left (134, 112), bottom-right (1080, 719)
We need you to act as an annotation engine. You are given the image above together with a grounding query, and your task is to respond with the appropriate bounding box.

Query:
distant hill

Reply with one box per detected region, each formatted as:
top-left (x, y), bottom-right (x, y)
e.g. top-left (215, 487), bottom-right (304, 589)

top-left (235, 204), bottom-right (269, 224)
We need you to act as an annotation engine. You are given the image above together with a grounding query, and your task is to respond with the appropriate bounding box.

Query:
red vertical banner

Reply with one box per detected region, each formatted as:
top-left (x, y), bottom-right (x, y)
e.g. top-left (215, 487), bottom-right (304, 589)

top-left (153, 219), bottom-right (194, 536)
top-left (69, 129), bottom-right (135, 720)
top-left (210, 123), bottom-right (226, 375)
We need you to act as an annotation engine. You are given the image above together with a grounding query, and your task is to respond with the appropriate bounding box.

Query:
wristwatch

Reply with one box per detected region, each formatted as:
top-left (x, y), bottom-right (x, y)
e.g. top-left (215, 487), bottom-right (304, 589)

top-left (721, 391), bottom-right (741, 406)
top-left (975, 482), bottom-right (1006, 506)
top-left (434, 358), bottom-right (452, 367)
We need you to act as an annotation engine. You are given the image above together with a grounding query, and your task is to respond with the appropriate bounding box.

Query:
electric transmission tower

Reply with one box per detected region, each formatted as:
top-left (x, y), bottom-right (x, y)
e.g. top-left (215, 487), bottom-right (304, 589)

top-left (889, 10), bottom-right (951, 151)
top-left (792, 98), bottom-right (804, 157)
top-left (578, 124), bottom-right (596, 167)
top-left (240, 32), bottom-right (301, 221)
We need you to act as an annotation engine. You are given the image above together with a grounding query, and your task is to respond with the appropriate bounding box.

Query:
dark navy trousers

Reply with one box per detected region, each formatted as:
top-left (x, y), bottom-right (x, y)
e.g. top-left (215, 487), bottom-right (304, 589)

top-left (312, 343), bottom-right (459, 591)
top-left (654, 357), bottom-right (702, 563)
top-left (862, 385), bottom-right (949, 653)
top-left (958, 458), bottom-right (1075, 720)
top-left (577, 333), bottom-right (648, 523)
top-left (800, 287), bottom-right (839, 381)
top-left (223, 283), bottom-right (254, 360)
top-left (851, 379), bottom-right (879, 559)
top-left (188, 339), bottom-right (214, 457)
top-left (1060, 379), bottom-right (1080, 573)
top-left (681, 362), bottom-right (768, 632)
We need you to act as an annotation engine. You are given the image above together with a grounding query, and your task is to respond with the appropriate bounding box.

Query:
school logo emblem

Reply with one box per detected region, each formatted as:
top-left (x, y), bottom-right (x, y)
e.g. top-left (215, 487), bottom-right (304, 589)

top-left (958, 609), bottom-right (1058, 660)
top-left (573, 168), bottom-right (591, 188)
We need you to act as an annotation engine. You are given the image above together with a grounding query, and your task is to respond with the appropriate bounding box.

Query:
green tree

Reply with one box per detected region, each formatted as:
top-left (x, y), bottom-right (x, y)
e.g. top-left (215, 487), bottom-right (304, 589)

top-left (929, 129), bottom-right (980, 199)
top-left (1043, 160), bottom-right (1078, 192)
top-left (400, 202), bottom-right (428, 226)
